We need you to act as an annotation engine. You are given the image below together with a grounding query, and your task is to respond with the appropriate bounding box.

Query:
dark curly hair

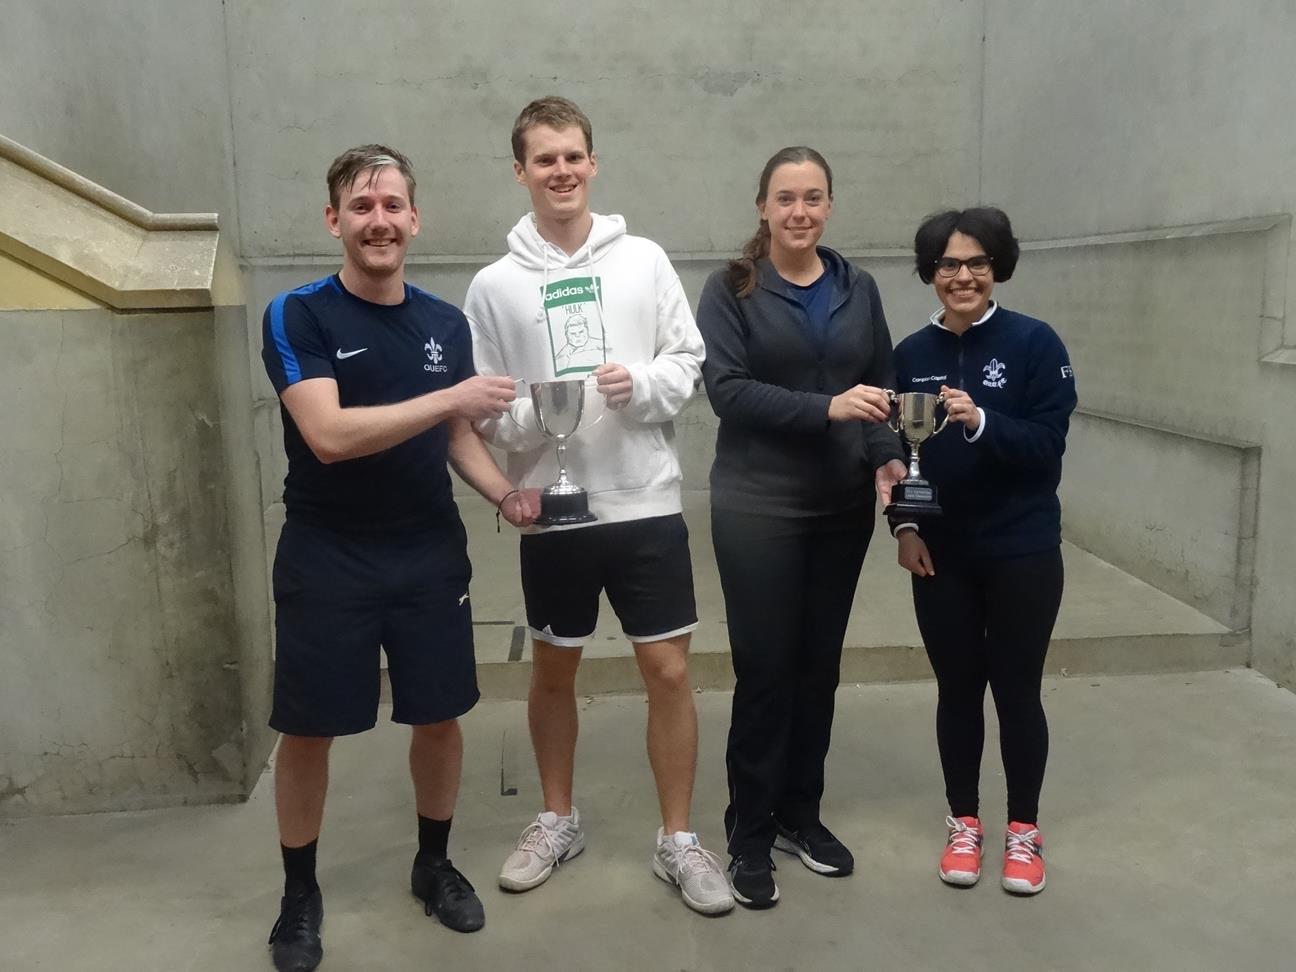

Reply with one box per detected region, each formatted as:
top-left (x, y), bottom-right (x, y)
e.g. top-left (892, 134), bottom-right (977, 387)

top-left (913, 207), bottom-right (1019, 284)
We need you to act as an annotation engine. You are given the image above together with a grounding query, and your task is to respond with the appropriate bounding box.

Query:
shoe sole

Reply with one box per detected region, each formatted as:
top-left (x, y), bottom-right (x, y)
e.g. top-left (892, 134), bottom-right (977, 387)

top-left (939, 867), bottom-right (980, 887)
top-left (1002, 873), bottom-right (1046, 895)
top-left (651, 858), bottom-right (735, 915)
top-left (497, 834), bottom-right (586, 892)
top-left (414, 898), bottom-right (485, 933)
top-left (728, 877), bottom-right (779, 909)
top-left (270, 944), bottom-right (323, 972)
top-left (772, 834), bottom-right (852, 876)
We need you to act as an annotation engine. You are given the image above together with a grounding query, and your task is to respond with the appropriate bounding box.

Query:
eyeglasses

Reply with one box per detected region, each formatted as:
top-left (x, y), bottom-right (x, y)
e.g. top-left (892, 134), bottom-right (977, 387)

top-left (934, 255), bottom-right (993, 278)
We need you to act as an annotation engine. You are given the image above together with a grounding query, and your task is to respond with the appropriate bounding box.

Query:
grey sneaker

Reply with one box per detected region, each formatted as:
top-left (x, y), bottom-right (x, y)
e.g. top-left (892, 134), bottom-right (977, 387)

top-left (498, 808), bottom-right (585, 892)
top-left (652, 829), bottom-right (735, 915)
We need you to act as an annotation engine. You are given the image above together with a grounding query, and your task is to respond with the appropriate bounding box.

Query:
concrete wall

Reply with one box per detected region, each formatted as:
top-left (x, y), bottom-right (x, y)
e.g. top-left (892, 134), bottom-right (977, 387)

top-left (225, 0), bottom-right (981, 260)
top-left (981, 0), bottom-right (1296, 686)
top-left (0, 304), bottom-right (246, 815)
top-left (0, 0), bottom-right (239, 228)
top-left (1060, 411), bottom-right (1258, 630)
top-left (0, 0), bottom-right (272, 812)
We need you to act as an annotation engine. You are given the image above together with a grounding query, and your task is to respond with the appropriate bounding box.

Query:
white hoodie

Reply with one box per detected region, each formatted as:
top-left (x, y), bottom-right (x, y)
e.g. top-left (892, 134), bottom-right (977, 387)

top-left (464, 213), bottom-right (704, 529)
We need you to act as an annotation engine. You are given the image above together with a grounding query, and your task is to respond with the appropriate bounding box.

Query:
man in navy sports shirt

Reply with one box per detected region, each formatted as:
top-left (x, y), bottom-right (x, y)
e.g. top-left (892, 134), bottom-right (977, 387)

top-left (260, 145), bottom-right (534, 972)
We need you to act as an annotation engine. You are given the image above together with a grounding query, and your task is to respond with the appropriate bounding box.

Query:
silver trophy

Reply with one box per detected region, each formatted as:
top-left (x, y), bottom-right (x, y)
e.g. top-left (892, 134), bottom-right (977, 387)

top-left (518, 377), bottom-right (605, 526)
top-left (884, 390), bottom-right (951, 518)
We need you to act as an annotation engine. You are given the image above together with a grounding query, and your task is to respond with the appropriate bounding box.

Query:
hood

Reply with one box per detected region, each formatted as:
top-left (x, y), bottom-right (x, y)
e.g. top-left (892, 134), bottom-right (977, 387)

top-left (754, 245), bottom-right (858, 299)
top-left (504, 212), bottom-right (628, 271)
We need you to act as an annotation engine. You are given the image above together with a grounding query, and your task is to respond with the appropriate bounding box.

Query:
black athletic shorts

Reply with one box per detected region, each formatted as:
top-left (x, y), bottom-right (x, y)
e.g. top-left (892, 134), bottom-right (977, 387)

top-left (270, 517), bottom-right (479, 736)
top-left (519, 513), bottom-right (698, 648)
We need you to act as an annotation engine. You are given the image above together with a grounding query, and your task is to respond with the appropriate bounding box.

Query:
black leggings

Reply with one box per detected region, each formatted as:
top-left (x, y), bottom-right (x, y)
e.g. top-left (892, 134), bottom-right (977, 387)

top-left (911, 544), bottom-right (1063, 824)
top-left (712, 506), bottom-right (873, 857)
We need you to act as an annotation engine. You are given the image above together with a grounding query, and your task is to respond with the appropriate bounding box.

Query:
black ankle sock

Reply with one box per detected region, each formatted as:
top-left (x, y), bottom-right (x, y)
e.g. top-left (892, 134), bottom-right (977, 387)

top-left (416, 815), bottom-right (451, 865)
top-left (281, 839), bottom-right (319, 897)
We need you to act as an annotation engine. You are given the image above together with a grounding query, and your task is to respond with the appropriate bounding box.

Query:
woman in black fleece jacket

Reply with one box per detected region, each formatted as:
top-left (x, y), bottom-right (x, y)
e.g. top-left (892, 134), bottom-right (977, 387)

top-left (892, 207), bottom-right (1076, 897)
top-left (696, 146), bottom-right (906, 909)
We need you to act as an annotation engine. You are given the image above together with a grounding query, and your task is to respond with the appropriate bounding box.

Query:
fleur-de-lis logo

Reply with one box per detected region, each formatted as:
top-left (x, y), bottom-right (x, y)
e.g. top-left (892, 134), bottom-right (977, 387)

top-left (982, 358), bottom-right (1007, 389)
top-left (425, 339), bottom-right (442, 364)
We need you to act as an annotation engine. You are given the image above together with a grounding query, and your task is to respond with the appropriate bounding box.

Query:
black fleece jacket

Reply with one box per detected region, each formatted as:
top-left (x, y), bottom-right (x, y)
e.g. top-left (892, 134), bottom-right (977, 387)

top-left (697, 247), bottom-right (905, 517)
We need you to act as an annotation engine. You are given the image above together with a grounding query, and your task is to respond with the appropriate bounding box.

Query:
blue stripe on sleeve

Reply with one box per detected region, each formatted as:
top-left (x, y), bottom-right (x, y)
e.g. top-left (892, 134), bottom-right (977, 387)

top-left (270, 293), bottom-right (302, 385)
top-left (406, 282), bottom-right (445, 305)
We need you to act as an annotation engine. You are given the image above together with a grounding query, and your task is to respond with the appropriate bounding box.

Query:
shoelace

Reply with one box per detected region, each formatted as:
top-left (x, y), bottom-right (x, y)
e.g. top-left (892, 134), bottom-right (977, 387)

top-left (731, 854), bottom-right (777, 875)
top-left (516, 818), bottom-right (569, 863)
top-left (945, 816), bottom-right (982, 857)
top-left (800, 824), bottom-right (841, 850)
top-left (267, 895), bottom-right (315, 945)
top-left (674, 842), bottom-right (725, 879)
top-left (423, 862), bottom-right (475, 916)
top-left (1004, 828), bottom-right (1041, 865)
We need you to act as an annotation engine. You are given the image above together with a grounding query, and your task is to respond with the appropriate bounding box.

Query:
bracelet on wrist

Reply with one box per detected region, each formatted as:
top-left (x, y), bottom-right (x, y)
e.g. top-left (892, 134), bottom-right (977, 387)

top-left (495, 489), bottom-right (521, 533)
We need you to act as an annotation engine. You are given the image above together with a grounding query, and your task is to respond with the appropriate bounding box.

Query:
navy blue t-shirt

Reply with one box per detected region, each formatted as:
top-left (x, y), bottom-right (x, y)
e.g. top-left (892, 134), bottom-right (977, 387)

top-left (261, 274), bottom-right (474, 534)
top-left (784, 271), bottom-right (833, 346)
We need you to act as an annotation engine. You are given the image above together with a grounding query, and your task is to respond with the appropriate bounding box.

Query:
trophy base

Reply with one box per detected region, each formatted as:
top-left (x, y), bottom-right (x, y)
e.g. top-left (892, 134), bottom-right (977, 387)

top-left (884, 480), bottom-right (943, 519)
top-left (535, 488), bottom-right (598, 527)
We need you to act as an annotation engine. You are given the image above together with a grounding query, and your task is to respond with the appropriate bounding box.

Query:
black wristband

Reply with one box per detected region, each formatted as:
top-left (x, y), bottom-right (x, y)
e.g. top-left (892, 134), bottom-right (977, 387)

top-left (495, 489), bottom-right (521, 533)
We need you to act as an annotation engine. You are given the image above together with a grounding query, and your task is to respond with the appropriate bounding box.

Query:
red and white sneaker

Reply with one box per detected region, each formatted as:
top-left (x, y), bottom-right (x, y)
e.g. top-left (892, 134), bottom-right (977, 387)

top-left (939, 815), bottom-right (983, 886)
top-left (1001, 821), bottom-right (1046, 894)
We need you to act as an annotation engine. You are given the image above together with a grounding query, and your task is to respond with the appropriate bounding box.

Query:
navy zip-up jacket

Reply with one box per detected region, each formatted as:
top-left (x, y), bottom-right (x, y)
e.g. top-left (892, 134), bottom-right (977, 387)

top-left (697, 247), bottom-right (905, 517)
top-left (892, 306), bottom-right (1077, 558)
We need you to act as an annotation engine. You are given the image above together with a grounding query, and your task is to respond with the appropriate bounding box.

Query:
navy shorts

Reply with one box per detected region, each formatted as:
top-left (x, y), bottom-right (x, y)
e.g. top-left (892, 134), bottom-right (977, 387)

top-left (519, 513), bottom-right (698, 647)
top-left (270, 517), bottom-right (479, 736)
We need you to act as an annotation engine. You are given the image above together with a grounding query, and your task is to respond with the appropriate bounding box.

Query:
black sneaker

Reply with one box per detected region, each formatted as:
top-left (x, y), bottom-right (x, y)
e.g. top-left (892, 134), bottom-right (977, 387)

top-left (727, 854), bottom-right (779, 909)
top-left (267, 888), bottom-right (323, 972)
top-left (774, 821), bottom-right (854, 876)
top-left (411, 857), bottom-right (486, 932)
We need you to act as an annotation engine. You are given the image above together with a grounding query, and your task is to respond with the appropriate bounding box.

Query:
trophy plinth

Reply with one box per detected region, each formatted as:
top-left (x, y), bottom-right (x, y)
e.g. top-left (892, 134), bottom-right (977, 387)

top-left (883, 391), bottom-right (950, 520)
top-left (534, 448), bottom-right (597, 527)
top-left (885, 478), bottom-right (943, 519)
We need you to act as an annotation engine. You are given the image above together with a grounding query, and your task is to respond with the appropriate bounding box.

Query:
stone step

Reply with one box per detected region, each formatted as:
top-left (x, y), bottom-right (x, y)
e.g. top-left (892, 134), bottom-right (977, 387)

top-left (381, 492), bottom-right (1240, 702)
top-left (472, 631), bottom-right (1247, 700)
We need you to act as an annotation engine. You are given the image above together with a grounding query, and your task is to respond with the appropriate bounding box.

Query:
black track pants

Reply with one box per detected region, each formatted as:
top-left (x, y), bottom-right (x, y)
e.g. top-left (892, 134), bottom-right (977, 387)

top-left (713, 507), bottom-right (873, 857)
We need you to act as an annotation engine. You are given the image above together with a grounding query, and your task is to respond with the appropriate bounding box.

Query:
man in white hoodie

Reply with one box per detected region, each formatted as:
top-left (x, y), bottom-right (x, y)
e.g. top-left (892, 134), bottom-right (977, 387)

top-left (464, 96), bottom-right (733, 916)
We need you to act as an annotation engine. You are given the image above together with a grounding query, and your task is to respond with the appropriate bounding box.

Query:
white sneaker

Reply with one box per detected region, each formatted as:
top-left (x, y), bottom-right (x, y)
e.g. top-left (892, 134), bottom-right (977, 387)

top-left (498, 808), bottom-right (585, 892)
top-left (652, 829), bottom-right (735, 915)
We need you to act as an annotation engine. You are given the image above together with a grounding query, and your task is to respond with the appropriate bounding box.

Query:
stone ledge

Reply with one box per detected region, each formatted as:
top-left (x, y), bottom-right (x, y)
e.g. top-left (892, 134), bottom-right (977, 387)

top-left (0, 135), bottom-right (219, 310)
top-left (1260, 347), bottom-right (1296, 367)
top-left (1075, 406), bottom-right (1261, 452)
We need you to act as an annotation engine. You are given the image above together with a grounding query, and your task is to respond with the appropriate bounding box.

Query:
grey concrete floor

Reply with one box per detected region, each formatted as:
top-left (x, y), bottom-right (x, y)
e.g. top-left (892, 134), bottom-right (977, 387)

top-left (2, 670), bottom-right (1293, 971)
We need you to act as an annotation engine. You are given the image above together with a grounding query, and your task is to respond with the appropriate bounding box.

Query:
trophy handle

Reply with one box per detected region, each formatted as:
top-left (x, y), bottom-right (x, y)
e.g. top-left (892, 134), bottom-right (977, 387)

top-left (885, 389), bottom-right (900, 433)
top-left (932, 392), bottom-right (953, 436)
top-left (502, 378), bottom-right (530, 432)
top-left (573, 375), bottom-right (607, 436)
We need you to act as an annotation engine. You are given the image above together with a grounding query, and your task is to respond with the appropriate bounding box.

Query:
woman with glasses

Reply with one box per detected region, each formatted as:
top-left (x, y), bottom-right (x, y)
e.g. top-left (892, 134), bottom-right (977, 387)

top-left (890, 208), bottom-right (1076, 895)
top-left (696, 147), bottom-right (907, 908)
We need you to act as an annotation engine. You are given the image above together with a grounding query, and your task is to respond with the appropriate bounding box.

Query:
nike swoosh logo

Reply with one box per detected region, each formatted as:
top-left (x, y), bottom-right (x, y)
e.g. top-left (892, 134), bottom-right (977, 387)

top-left (336, 348), bottom-right (368, 359)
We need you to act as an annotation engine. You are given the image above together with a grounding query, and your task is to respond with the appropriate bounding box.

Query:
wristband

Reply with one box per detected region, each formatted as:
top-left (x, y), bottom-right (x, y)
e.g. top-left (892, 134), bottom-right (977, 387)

top-left (495, 489), bottom-right (521, 533)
